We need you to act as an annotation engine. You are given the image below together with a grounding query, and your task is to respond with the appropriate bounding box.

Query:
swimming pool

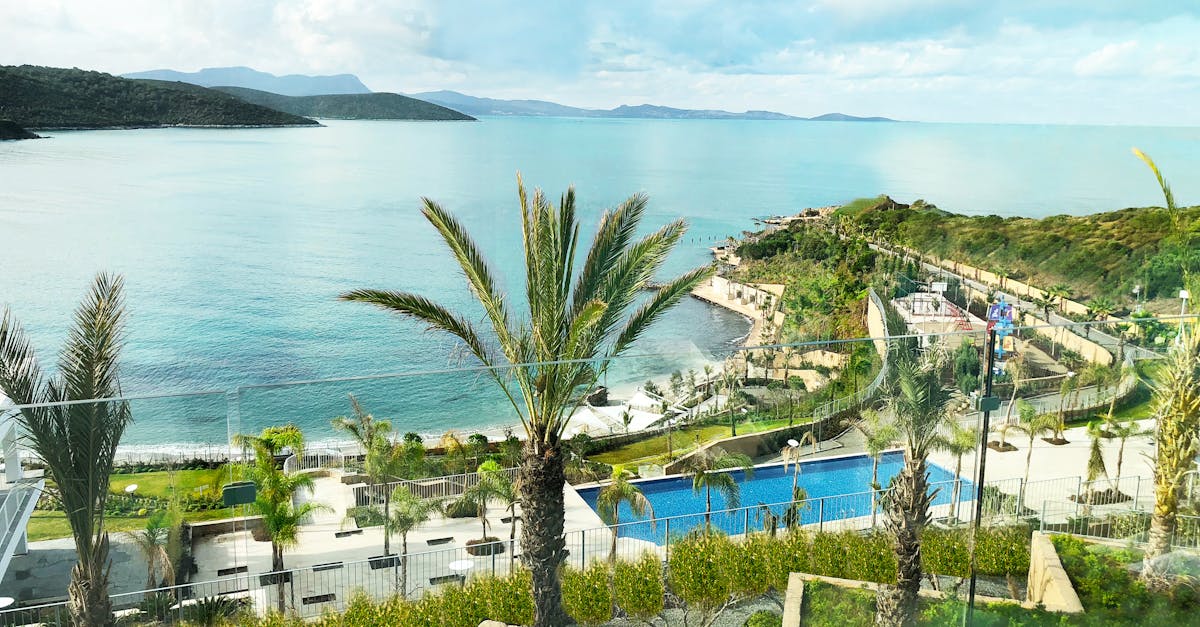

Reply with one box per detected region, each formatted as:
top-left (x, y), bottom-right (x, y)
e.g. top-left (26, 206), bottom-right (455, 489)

top-left (575, 451), bottom-right (971, 543)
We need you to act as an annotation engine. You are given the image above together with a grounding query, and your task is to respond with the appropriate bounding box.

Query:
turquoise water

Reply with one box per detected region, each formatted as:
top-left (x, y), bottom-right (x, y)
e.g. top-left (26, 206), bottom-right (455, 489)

top-left (1, 118), bottom-right (1197, 444)
top-left (576, 451), bottom-right (969, 542)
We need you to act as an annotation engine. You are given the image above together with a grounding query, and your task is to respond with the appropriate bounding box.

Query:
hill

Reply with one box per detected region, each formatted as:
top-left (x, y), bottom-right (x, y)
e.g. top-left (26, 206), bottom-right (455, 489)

top-left (121, 66), bottom-right (370, 96)
top-left (836, 195), bottom-right (1200, 302)
top-left (809, 113), bottom-right (894, 122)
top-left (0, 65), bottom-right (318, 129)
top-left (213, 86), bottom-right (474, 121)
top-left (411, 90), bottom-right (894, 121)
top-left (0, 120), bottom-right (39, 140)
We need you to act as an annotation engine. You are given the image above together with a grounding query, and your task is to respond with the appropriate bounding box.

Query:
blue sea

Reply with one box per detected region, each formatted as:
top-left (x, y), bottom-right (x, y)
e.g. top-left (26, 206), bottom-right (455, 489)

top-left (576, 452), bottom-right (969, 542)
top-left (1, 117), bottom-right (1197, 446)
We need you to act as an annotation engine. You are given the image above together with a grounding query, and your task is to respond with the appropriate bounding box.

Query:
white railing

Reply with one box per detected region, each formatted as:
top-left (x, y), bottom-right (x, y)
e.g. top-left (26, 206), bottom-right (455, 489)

top-left (283, 449), bottom-right (345, 474)
top-left (352, 466), bottom-right (521, 504)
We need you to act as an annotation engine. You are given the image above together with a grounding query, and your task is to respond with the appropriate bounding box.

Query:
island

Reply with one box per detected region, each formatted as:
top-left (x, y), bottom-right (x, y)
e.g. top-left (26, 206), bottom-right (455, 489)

top-left (212, 86), bottom-right (475, 121)
top-left (0, 65), bottom-right (318, 129)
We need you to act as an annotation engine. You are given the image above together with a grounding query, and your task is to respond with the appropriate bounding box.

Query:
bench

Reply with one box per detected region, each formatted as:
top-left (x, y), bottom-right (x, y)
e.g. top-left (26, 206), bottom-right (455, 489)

top-left (302, 594), bottom-right (336, 605)
top-left (334, 529), bottom-right (364, 538)
top-left (259, 571), bottom-right (293, 586)
top-left (312, 562), bottom-right (343, 572)
top-left (426, 537), bottom-right (454, 546)
top-left (368, 555), bottom-right (399, 570)
top-left (429, 574), bottom-right (465, 586)
top-left (217, 566), bottom-right (248, 576)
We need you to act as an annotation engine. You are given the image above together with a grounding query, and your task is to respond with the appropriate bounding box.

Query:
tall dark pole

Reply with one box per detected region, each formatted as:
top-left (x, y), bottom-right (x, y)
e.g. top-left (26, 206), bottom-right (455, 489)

top-left (965, 329), bottom-right (999, 626)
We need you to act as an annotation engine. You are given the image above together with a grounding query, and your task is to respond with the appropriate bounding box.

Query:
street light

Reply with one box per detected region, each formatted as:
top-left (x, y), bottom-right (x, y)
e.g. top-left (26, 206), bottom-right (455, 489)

top-left (1133, 285), bottom-right (1143, 314)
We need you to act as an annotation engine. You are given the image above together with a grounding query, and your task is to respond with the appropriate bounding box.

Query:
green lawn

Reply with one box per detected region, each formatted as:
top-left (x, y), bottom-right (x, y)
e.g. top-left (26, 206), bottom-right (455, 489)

top-left (591, 416), bottom-right (808, 466)
top-left (29, 468), bottom-right (240, 541)
top-left (108, 467), bottom-right (231, 498)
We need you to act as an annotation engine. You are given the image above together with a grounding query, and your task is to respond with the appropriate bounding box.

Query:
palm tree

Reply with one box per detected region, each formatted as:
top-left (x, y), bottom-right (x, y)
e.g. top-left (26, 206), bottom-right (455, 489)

top-left (1014, 401), bottom-right (1057, 510)
top-left (127, 511), bottom-right (174, 591)
top-left (1000, 356), bottom-right (1026, 428)
top-left (938, 420), bottom-right (977, 523)
top-left (235, 426), bottom-right (325, 612)
top-left (1105, 418), bottom-right (1146, 481)
top-left (332, 396), bottom-right (402, 556)
top-left (875, 351), bottom-right (957, 627)
top-left (702, 364), bottom-right (715, 397)
top-left (681, 446), bottom-right (753, 528)
top-left (0, 273), bottom-right (130, 627)
top-left (719, 358), bottom-right (744, 435)
top-left (340, 178), bottom-right (709, 627)
top-left (1143, 328), bottom-right (1200, 579)
top-left (595, 465), bottom-right (654, 562)
top-left (1047, 284), bottom-right (1072, 314)
top-left (388, 485), bottom-right (442, 598)
top-left (1083, 421), bottom-right (1110, 508)
top-left (844, 410), bottom-right (897, 528)
top-left (1088, 297), bottom-right (1117, 326)
top-left (1031, 293), bottom-right (1055, 323)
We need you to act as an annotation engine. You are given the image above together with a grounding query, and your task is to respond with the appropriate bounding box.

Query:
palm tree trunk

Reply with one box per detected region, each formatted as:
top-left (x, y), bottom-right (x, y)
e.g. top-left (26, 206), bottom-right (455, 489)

top-left (705, 483), bottom-right (713, 528)
top-left (68, 539), bottom-right (114, 627)
top-left (950, 454), bottom-right (962, 522)
top-left (273, 543), bottom-right (286, 613)
top-left (383, 488), bottom-right (392, 556)
top-left (520, 444), bottom-right (571, 627)
top-left (610, 510), bottom-right (620, 563)
top-left (400, 534), bottom-right (409, 599)
top-left (870, 458), bottom-right (879, 529)
top-left (1146, 485), bottom-right (1179, 577)
top-left (877, 457), bottom-right (930, 627)
top-left (1116, 439), bottom-right (1126, 481)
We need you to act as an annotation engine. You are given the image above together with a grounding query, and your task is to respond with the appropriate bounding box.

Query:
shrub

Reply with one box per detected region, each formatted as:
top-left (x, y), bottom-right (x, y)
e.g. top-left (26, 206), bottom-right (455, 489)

top-left (844, 531), bottom-right (895, 584)
top-left (808, 530), bottom-right (848, 579)
top-left (922, 527), bottom-right (970, 578)
top-left (465, 537), bottom-right (504, 556)
top-left (561, 562), bottom-right (613, 625)
top-left (669, 532), bottom-right (735, 613)
top-left (181, 595), bottom-right (249, 626)
top-left (614, 553), bottom-right (664, 622)
top-left (744, 609), bottom-right (783, 627)
top-left (975, 524), bottom-right (1031, 576)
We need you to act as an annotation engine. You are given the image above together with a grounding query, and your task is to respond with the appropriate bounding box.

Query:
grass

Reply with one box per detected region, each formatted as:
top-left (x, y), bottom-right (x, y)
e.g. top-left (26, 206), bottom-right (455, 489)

top-left (29, 468), bottom-right (239, 541)
top-left (590, 416), bottom-right (808, 466)
top-left (108, 467), bottom-right (230, 498)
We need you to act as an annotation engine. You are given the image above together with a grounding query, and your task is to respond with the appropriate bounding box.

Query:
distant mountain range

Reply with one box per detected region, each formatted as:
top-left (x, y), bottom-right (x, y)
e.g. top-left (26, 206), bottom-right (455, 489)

top-left (0, 65), bottom-right (317, 129)
top-left (410, 90), bottom-right (895, 122)
top-left (121, 66), bottom-right (371, 97)
top-left (212, 86), bottom-right (474, 121)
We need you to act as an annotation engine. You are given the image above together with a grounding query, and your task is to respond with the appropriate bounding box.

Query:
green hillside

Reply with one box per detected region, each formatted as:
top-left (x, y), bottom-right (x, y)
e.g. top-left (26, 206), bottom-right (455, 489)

top-left (0, 65), bottom-right (318, 129)
top-left (213, 86), bottom-right (475, 121)
top-left (836, 195), bottom-right (1200, 301)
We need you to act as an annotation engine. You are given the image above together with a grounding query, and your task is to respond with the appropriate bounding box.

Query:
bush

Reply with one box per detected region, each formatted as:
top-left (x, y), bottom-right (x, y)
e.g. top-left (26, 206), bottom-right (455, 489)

top-left (669, 532), bottom-right (736, 613)
top-left (744, 609), bottom-right (782, 627)
top-left (347, 505), bottom-right (386, 528)
top-left (561, 562), bottom-right (613, 625)
top-left (465, 537), bottom-right (504, 556)
top-left (614, 553), bottom-right (664, 622)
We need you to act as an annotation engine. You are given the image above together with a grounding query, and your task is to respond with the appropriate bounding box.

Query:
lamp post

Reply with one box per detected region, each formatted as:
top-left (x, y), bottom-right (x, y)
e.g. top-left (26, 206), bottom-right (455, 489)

top-left (1133, 284), bottom-right (1142, 314)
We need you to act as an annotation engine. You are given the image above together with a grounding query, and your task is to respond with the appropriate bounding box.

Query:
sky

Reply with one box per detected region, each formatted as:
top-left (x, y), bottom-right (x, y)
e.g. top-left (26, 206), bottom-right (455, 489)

top-left (3, 0), bottom-right (1199, 125)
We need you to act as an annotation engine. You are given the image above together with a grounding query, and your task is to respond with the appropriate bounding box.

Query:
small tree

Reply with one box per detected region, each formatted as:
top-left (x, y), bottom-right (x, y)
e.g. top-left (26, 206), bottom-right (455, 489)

top-left (389, 486), bottom-right (441, 598)
top-left (595, 465), bottom-right (654, 562)
top-left (681, 446), bottom-right (753, 528)
top-left (1083, 421), bottom-right (1110, 507)
top-left (1014, 402), bottom-right (1057, 508)
top-left (938, 420), bottom-right (977, 523)
top-left (332, 397), bottom-right (401, 556)
top-left (127, 511), bottom-right (175, 591)
top-left (1105, 418), bottom-right (1147, 481)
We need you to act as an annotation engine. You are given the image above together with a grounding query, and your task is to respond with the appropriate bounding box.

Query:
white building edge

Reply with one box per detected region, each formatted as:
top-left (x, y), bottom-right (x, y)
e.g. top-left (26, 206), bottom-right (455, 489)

top-left (0, 389), bottom-right (43, 583)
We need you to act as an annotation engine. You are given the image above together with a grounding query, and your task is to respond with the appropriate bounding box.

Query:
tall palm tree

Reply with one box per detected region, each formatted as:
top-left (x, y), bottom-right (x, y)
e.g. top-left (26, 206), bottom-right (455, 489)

top-left (595, 465), bottom-right (654, 562)
top-left (235, 426), bottom-right (326, 612)
top-left (389, 485), bottom-right (442, 598)
top-left (340, 178), bottom-right (708, 626)
top-left (938, 420), bottom-right (977, 523)
top-left (1000, 356), bottom-right (1026, 428)
top-left (1143, 328), bottom-right (1200, 580)
top-left (0, 273), bottom-right (130, 627)
top-left (1105, 418), bottom-right (1146, 481)
top-left (844, 411), bottom-right (897, 528)
top-left (1083, 421), bottom-right (1110, 500)
top-left (875, 351), bottom-right (957, 627)
top-left (681, 446), bottom-right (753, 528)
top-left (1014, 401), bottom-right (1057, 509)
top-left (719, 357), bottom-right (744, 435)
top-left (1031, 293), bottom-right (1055, 324)
top-left (332, 396), bottom-right (402, 556)
top-left (126, 511), bottom-right (174, 591)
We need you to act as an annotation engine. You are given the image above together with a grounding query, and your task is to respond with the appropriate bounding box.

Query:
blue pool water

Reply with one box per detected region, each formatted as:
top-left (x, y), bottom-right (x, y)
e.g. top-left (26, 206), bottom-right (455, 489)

top-left (576, 451), bottom-right (971, 542)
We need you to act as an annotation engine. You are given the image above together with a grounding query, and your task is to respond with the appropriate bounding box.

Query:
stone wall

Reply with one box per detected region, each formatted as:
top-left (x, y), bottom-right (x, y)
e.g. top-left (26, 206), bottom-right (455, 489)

top-left (1026, 531), bottom-right (1085, 613)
